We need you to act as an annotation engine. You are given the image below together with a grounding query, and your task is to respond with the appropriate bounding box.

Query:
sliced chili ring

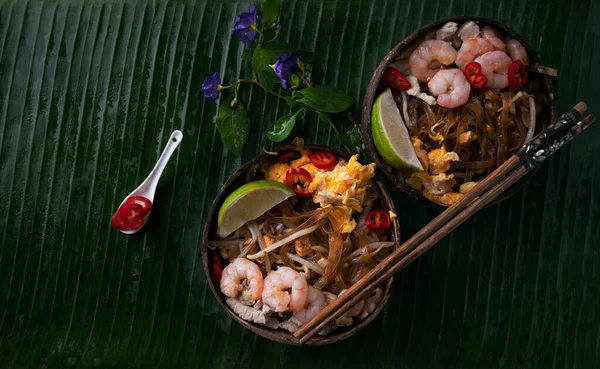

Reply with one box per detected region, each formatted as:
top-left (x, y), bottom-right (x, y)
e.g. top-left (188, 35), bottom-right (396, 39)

top-left (212, 251), bottom-right (223, 284)
top-left (277, 149), bottom-right (302, 163)
top-left (365, 209), bottom-right (392, 232)
top-left (111, 211), bottom-right (128, 230)
top-left (285, 168), bottom-right (313, 197)
top-left (507, 60), bottom-right (528, 90)
top-left (308, 150), bottom-right (338, 169)
top-left (112, 195), bottom-right (153, 231)
top-left (123, 196), bottom-right (153, 215)
top-left (463, 61), bottom-right (487, 89)
top-left (382, 67), bottom-right (412, 91)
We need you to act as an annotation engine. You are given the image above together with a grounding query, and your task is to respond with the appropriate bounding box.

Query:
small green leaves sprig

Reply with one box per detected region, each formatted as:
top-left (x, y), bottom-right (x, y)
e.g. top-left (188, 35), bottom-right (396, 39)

top-left (202, 0), bottom-right (362, 156)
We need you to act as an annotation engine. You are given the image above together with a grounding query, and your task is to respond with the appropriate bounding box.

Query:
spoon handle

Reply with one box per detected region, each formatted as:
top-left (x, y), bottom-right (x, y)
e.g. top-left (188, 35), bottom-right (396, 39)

top-left (143, 130), bottom-right (183, 199)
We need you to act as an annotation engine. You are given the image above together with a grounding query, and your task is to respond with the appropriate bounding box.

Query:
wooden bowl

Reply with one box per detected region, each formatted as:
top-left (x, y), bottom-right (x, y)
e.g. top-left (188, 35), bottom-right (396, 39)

top-left (201, 144), bottom-right (400, 346)
top-left (361, 16), bottom-right (557, 207)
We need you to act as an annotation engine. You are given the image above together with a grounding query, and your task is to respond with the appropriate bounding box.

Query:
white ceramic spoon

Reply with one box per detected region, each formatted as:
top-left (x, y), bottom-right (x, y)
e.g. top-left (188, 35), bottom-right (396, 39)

top-left (117, 130), bottom-right (183, 234)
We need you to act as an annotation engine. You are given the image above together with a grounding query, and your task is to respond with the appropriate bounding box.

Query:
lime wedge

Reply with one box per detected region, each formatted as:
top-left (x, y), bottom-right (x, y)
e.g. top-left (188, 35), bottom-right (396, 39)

top-left (217, 180), bottom-right (295, 238)
top-left (371, 88), bottom-right (424, 171)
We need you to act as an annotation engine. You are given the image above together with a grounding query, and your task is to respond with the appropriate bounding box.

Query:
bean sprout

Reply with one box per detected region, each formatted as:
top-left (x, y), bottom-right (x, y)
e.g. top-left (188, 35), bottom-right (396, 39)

top-left (247, 224), bottom-right (320, 260)
top-left (285, 252), bottom-right (325, 275)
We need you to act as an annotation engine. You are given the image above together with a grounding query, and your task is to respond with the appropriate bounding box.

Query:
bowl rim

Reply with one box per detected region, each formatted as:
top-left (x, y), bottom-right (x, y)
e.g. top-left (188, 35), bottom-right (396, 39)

top-left (201, 144), bottom-right (400, 346)
top-left (360, 16), bottom-right (558, 208)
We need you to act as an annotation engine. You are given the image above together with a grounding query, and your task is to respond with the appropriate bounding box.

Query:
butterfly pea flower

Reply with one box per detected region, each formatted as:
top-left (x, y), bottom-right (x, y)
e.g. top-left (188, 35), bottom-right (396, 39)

top-left (273, 52), bottom-right (298, 89)
top-left (202, 72), bottom-right (223, 100)
top-left (232, 6), bottom-right (258, 44)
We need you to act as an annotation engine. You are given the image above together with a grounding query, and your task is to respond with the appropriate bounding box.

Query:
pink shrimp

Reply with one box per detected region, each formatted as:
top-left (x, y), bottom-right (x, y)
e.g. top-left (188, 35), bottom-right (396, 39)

top-left (474, 50), bottom-right (513, 89)
top-left (262, 267), bottom-right (308, 312)
top-left (481, 26), bottom-right (506, 50)
top-left (427, 69), bottom-right (471, 108)
top-left (220, 258), bottom-right (264, 301)
top-left (409, 40), bottom-right (458, 82)
top-left (506, 39), bottom-right (529, 65)
top-left (293, 286), bottom-right (327, 324)
top-left (455, 37), bottom-right (494, 70)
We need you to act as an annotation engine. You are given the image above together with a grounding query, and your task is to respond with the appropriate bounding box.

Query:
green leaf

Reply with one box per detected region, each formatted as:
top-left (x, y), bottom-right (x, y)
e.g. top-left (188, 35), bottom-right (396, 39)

top-left (347, 124), bottom-right (363, 149)
top-left (296, 85), bottom-right (355, 113)
top-left (267, 109), bottom-right (302, 142)
top-left (241, 50), bottom-right (253, 61)
top-left (341, 124), bottom-right (364, 153)
top-left (216, 95), bottom-right (250, 156)
top-left (285, 96), bottom-right (297, 107)
top-left (336, 132), bottom-right (353, 150)
top-left (337, 125), bottom-right (363, 154)
top-left (290, 74), bottom-right (300, 88)
top-left (251, 40), bottom-right (292, 90)
top-left (262, 0), bottom-right (280, 25)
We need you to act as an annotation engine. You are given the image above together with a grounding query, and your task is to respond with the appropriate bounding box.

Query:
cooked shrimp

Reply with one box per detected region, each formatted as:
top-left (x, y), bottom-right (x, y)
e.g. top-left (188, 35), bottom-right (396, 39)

top-left (457, 21), bottom-right (480, 41)
top-left (481, 26), bottom-right (506, 50)
top-left (409, 40), bottom-right (458, 82)
top-left (506, 39), bottom-right (529, 65)
top-left (293, 286), bottom-right (327, 324)
top-left (220, 258), bottom-right (264, 301)
top-left (427, 69), bottom-right (471, 108)
top-left (474, 51), bottom-right (513, 89)
top-left (435, 22), bottom-right (458, 41)
top-left (262, 266), bottom-right (308, 312)
top-left (455, 37), bottom-right (494, 70)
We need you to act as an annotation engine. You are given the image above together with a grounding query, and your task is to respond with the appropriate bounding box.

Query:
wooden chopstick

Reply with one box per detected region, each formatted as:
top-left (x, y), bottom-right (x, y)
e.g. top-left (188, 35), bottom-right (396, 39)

top-left (294, 104), bottom-right (591, 343)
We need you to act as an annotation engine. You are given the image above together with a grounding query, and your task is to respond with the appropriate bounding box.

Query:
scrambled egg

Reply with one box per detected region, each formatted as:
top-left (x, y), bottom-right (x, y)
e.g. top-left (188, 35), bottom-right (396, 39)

top-left (264, 163), bottom-right (290, 183)
top-left (262, 153), bottom-right (375, 233)
top-left (427, 146), bottom-right (460, 174)
top-left (424, 191), bottom-right (464, 206)
top-left (290, 150), bottom-right (312, 168)
top-left (262, 151), bottom-right (320, 183)
top-left (459, 181), bottom-right (478, 194)
top-left (406, 172), bottom-right (457, 195)
top-left (308, 155), bottom-right (376, 212)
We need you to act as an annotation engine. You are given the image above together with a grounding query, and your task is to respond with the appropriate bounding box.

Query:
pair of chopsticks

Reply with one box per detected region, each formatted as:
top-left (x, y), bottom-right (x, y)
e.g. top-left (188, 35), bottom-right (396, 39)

top-left (294, 102), bottom-right (594, 343)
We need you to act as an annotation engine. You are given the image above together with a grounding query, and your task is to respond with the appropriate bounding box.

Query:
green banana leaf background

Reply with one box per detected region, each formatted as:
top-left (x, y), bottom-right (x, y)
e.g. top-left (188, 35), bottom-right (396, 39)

top-left (1, 0), bottom-right (599, 367)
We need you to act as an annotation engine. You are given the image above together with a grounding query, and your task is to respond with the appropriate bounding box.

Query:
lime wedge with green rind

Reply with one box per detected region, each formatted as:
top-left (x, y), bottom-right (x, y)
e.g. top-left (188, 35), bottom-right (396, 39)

top-left (217, 180), bottom-right (294, 238)
top-left (371, 88), bottom-right (424, 171)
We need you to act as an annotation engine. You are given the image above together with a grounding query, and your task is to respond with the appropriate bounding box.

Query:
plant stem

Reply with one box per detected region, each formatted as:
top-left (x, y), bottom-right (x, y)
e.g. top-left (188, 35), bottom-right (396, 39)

top-left (237, 78), bottom-right (348, 150)
top-left (298, 72), bottom-right (312, 87)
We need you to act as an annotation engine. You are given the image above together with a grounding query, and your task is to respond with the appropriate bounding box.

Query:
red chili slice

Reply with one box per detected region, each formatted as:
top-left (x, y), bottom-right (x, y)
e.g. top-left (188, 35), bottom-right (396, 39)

top-left (277, 149), bottom-right (302, 163)
top-left (382, 67), bottom-right (412, 91)
top-left (285, 168), bottom-right (313, 197)
top-left (111, 195), bottom-right (153, 231)
top-left (507, 60), bottom-right (528, 90)
top-left (365, 209), bottom-right (391, 232)
top-left (212, 251), bottom-right (222, 284)
top-left (308, 150), bottom-right (338, 169)
top-left (124, 196), bottom-right (153, 214)
top-left (111, 211), bottom-right (128, 230)
top-left (464, 62), bottom-right (487, 89)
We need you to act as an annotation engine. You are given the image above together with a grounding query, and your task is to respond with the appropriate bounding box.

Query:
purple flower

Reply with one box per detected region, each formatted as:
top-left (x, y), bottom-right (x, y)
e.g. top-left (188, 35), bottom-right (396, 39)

top-left (273, 52), bottom-right (298, 89)
top-left (202, 72), bottom-right (222, 100)
top-left (232, 6), bottom-right (258, 44)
